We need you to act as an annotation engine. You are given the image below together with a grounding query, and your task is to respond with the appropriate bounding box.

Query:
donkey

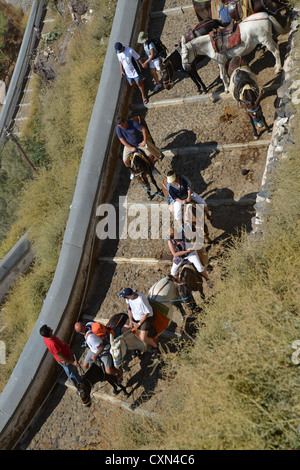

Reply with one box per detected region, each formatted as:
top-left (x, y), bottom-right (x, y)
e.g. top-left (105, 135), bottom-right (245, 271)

top-left (181, 12), bottom-right (288, 92)
top-left (130, 150), bottom-right (163, 200)
top-left (77, 361), bottom-right (129, 406)
top-left (228, 56), bottom-right (271, 139)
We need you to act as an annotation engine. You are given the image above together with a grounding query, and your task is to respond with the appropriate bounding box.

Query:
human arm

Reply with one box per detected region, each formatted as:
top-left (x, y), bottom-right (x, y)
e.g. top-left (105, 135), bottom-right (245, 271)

top-left (168, 239), bottom-right (192, 258)
top-left (91, 343), bottom-right (104, 362)
top-left (119, 61), bottom-right (125, 77)
top-left (118, 136), bottom-right (136, 153)
top-left (137, 126), bottom-right (148, 148)
top-left (141, 46), bottom-right (155, 68)
top-left (133, 312), bottom-right (150, 329)
top-left (127, 305), bottom-right (134, 328)
top-left (56, 352), bottom-right (79, 367)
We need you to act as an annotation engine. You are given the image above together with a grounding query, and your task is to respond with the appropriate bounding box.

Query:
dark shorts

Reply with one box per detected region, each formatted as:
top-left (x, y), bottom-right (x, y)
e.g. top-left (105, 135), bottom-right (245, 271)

top-left (133, 316), bottom-right (153, 331)
top-left (84, 347), bottom-right (113, 368)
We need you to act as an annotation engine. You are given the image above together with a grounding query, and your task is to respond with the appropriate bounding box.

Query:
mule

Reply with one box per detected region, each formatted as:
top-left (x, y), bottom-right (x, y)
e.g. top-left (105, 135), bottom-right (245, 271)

top-left (109, 271), bottom-right (206, 369)
top-left (181, 12), bottom-right (288, 92)
top-left (161, 48), bottom-right (207, 94)
top-left (161, 18), bottom-right (225, 94)
top-left (148, 267), bottom-right (206, 315)
top-left (109, 329), bottom-right (146, 370)
top-left (130, 150), bottom-right (163, 200)
top-left (77, 361), bottom-right (129, 406)
top-left (192, 0), bottom-right (290, 22)
top-left (228, 56), bottom-right (271, 139)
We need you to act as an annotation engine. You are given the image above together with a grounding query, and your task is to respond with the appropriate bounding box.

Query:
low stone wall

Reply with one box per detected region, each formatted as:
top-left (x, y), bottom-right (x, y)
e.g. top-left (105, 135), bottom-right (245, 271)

top-left (252, 10), bottom-right (300, 232)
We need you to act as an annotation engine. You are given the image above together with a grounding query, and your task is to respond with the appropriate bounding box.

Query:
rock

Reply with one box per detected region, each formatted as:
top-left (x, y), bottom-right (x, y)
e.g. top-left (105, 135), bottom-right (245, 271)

top-left (33, 53), bottom-right (57, 86)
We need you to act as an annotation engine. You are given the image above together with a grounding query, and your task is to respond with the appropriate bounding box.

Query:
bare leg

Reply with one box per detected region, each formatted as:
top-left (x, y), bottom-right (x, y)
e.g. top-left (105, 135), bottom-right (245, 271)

top-left (151, 68), bottom-right (161, 85)
top-left (136, 79), bottom-right (147, 103)
top-left (139, 330), bottom-right (158, 349)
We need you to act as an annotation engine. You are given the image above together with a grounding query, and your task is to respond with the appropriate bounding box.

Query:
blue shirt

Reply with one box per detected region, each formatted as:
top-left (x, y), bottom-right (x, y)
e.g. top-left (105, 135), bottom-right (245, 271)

top-left (167, 175), bottom-right (191, 203)
top-left (116, 119), bottom-right (143, 147)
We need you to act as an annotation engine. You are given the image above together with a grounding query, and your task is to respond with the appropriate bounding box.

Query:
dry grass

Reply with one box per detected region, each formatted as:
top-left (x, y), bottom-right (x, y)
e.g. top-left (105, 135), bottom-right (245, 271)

top-left (0, 0), bottom-right (117, 391)
top-left (116, 115), bottom-right (300, 449)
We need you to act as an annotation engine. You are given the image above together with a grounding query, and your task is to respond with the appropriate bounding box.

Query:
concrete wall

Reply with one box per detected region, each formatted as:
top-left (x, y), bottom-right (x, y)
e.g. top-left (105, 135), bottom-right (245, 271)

top-left (0, 234), bottom-right (34, 303)
top-left (0, 0), bottom-right (150, 449)
top-left (0, 0), bottom-right (46, 151)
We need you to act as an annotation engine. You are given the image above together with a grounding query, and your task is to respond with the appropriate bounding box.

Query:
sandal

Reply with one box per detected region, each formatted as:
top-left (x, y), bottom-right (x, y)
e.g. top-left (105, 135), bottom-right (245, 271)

top-left (143, 98), bottom-right (149, 105)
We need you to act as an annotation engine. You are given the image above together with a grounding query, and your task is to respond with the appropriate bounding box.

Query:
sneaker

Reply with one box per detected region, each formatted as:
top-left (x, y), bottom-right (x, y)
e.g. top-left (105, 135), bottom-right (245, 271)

top-left (130, 173), bottom-right (134, 180)
top-left (153, 83), bottom-right (162, 92)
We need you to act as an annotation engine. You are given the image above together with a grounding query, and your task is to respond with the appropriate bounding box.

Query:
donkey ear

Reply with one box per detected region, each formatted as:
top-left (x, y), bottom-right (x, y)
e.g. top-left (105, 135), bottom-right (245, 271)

top-left (255, 89), bottom-right (264, 106)
top-left (109, 333), bottom-right (115, 344)
top-left (181, 35), bottom-right (186, 46)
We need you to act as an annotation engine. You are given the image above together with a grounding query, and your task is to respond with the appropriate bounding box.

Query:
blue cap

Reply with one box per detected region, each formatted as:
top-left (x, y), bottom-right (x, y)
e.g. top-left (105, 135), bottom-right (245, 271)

top-left (115, 42), bottom-right (123, 53)
top-left (119, 287), bottom-right (134, 298)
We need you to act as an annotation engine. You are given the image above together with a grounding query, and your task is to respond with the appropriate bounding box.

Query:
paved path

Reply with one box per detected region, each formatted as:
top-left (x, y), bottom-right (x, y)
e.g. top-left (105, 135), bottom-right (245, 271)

top-left (18, 0), bottom-right (287, 450)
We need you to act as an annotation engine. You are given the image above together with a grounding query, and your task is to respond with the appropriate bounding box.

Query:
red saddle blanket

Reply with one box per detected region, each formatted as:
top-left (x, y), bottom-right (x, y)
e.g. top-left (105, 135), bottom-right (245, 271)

top-left (209, 23), bottom-right (242, 52)
top-left (149, 300), bottom-right (171, 340)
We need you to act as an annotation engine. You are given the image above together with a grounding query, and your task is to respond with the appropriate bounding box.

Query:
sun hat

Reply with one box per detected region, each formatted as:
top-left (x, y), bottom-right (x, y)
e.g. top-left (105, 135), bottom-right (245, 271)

top-left (167, 172), bottom-right (176, 184)
top-left (119, 287), bottom-right (134, 298)
top-left (115, 42), bottom-right (123, 53)
top-left (137, 31), bottom-right (149, 43)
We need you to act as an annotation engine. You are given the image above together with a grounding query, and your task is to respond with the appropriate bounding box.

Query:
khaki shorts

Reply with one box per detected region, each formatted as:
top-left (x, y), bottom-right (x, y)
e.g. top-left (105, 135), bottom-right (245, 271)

top-left (123, 138), bottom-right (162, 163)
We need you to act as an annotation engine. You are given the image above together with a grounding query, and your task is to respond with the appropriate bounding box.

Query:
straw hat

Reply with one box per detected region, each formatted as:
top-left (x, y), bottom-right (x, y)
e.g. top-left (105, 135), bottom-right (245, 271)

top-left (167, 172), bottom-right (176, 184)
top-left (137, 31), bottom-right (149, 43)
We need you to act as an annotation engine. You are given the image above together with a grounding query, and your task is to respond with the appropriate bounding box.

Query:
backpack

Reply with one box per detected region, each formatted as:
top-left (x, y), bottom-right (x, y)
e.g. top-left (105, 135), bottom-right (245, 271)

top-left (91, 322), bottom-right (114, 339)
top-left (151, 38), bottom-right (167, 59)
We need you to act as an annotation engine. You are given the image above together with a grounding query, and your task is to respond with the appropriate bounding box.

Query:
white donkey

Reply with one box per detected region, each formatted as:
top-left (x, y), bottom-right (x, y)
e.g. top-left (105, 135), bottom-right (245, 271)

top-left (181, 12), bottom-right (289, 92)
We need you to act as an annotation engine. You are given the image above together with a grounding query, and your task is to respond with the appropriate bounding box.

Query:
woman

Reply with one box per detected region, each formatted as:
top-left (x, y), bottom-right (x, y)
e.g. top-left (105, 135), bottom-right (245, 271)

top-left (168, 227), bottom-right (212, 287)
top-left (137, 31), bottom-right (163, 92)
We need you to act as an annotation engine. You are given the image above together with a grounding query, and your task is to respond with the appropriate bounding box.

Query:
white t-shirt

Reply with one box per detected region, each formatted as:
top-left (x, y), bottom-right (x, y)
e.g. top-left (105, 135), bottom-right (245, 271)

top-left (85, 322), bottom-right (108, 354)
top-left (117, 46), bottom-right (141, 78)
top-left (126, 292), bottom-right (153, 321)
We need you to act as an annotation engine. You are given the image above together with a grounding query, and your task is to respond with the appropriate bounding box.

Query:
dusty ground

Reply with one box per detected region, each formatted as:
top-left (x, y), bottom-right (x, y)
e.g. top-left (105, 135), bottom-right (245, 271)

top-left (20, 0), bottom-right (290, 450)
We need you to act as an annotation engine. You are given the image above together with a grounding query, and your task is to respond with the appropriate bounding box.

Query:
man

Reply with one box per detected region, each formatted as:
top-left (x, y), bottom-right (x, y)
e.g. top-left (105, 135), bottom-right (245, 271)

top-left (116, 115), bottom-right (163, 169)
top-left (166, 171), bottom-right (211, 223)
top-left (40, 324), bottom-right (81, 388)
top-left (115, 41), bottom-right (148, 104)
top-left (74, 322), bottom-right (123, 382)
top-left (119, 288), bottom-right (159, 356)
top-left (137, 31), bottom-right (163, 92)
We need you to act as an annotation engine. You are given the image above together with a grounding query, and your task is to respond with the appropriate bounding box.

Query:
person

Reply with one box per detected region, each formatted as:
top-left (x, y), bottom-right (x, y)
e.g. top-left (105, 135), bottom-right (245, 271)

top-left (137, 31), bottom-right (163, 92)
top-left (74, 321), bottom-right (123, 383)
top-left (40, 325), bottom-right (81, 388)
top-left (119, 288), bottom-right (159, 356)
top-left (116, 116), bottom-right (163, 169)
top-left (167, 227), bottom-right (212, 287)
top-left (115, 41), bottom-right (148, 104)
top-left (33, 25), bottom-right (42, 40)
top-left (166, 171), bottom-right (211, 223)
